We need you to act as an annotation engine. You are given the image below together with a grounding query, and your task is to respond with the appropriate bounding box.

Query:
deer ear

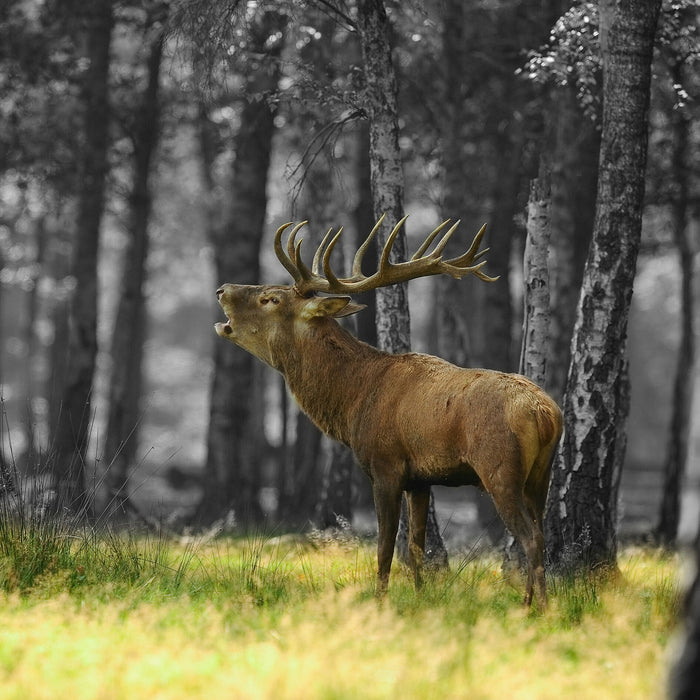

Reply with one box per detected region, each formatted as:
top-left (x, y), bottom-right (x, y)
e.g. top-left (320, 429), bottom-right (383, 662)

top-left (301, 296), bottom-right (366, 320)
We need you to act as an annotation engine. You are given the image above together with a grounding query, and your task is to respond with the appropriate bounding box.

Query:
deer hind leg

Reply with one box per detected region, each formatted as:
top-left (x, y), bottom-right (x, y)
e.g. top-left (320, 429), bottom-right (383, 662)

top-left (513, 503), bottom-right (545, 608)
top-left (521, 445), bottom-right (557, 606)
top-left (524, 443), bottom-right (555, 527)
top-left (372, 481), bottom-right (403, 597)
top-left (490, 486), bottom-right (547, 609)
top-left (406, 487), bottom-right (430, 589)
top-left (525, 519), bottom-right (546, 609)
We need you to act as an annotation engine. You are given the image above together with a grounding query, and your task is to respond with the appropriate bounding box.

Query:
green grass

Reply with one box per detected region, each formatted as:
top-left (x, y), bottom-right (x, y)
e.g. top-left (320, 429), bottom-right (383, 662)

top-left (0, 511), bottom-right (685, 700)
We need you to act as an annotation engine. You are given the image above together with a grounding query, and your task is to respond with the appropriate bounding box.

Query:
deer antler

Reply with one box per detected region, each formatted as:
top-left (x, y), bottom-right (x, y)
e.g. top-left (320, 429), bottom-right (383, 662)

top-left (273, 214), bottom-right (499, 297)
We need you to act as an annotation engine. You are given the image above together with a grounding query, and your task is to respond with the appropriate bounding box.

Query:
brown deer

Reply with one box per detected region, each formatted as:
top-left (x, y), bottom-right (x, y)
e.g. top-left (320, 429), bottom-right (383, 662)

top-left (214, 215), bottom-right (562, 607)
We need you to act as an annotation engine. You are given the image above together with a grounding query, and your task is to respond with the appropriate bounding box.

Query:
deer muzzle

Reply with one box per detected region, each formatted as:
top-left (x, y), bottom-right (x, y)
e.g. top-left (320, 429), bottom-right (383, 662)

top-left (214, 286), bottom-right (234, 336)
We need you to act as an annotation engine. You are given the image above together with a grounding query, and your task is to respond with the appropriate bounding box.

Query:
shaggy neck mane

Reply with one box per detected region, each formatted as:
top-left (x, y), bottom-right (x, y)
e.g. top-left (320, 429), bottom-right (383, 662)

top-left (278, 318), bottom-right (386, 445)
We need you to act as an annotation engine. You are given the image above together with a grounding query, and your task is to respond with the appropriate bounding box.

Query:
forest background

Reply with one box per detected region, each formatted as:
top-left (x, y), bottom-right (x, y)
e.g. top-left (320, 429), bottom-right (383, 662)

top-left (0, 0), bottom-right (699, 555)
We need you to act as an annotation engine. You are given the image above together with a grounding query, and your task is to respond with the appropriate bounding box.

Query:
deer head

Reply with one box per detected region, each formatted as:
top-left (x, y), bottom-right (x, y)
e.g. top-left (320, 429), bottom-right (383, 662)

top-left (215, 284), bottom-right (363, 368)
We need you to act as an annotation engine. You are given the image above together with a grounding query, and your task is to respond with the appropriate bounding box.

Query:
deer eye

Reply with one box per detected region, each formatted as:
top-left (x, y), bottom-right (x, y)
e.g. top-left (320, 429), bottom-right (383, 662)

top-left (261, 296), bottom-right (279, 306)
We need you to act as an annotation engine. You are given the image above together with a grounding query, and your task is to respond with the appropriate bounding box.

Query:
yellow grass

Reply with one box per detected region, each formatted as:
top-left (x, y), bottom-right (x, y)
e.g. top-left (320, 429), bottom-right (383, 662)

top-left (0, 539), bottom-right (684, 700)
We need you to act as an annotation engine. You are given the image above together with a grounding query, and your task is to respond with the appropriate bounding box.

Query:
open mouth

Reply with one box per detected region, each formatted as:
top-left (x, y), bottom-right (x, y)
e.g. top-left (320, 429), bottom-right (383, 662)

top-left (214, 316), bottom-right (233, 336)
top-left (215, 288), bottom-right (234, 336)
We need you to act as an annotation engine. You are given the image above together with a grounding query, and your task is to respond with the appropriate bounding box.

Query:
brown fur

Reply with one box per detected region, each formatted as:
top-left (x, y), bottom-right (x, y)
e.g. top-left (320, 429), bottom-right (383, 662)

top-left (215, 283), bottom-right (563, 607)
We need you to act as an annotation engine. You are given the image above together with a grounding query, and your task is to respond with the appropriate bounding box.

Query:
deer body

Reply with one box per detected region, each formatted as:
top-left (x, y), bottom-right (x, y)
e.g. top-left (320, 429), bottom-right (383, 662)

top-left (215, 218), bottom-right (562, 607)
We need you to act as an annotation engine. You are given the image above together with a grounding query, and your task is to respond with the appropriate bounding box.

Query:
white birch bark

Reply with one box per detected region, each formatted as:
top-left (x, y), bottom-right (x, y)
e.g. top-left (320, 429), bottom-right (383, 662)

top-left (545, 0), bottom-right (662, 570)
top-left (519, 171), bottom-right (552, 386)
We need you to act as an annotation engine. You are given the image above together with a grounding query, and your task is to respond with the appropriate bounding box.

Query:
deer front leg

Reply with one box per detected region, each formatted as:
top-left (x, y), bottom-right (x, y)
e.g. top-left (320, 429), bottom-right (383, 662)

top-left (373, 481), bottom-right (402, 597)
top-left (406, 487), bottom-right (430, 589)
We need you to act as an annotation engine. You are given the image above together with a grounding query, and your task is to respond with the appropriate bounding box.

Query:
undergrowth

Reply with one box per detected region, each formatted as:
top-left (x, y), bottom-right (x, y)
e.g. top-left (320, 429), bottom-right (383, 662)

top-left (0, 485), bottom-right (687, 699)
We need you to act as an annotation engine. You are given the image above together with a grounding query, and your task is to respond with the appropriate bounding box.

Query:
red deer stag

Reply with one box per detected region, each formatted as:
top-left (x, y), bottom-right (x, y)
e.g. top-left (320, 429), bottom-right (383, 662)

top-left (215, 215), bottom-right (562, 607)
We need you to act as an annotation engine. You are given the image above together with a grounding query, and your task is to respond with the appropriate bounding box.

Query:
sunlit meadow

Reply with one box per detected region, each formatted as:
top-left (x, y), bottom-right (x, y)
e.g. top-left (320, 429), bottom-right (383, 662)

top-left (0, 509), bottom-right (685, 700)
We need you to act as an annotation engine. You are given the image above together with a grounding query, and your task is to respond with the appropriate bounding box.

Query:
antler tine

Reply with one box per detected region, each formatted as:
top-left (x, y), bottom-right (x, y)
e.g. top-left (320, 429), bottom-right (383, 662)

top-left (378, 215), bottom-right (409, 272)
top-left (321, 228), bottom-right (344, 286)
top-left (472, 263), bottom-right (500, 283)
top-left (312, 227), bottom-right (335, 276)
top-left (444, 223), bottom-right (487, 267)
top-left (351, 214), bottom-right (384, 278)
top-left (274, 221), bottom-right (307, 283)
top-left (411, 219), bottom-right (453, 260)
top-left (286, 220), bottom-right (306, 265)
top-left (292, 238), bottom-right (317, 282)
top-left (428, 220), bottom-right (462, 258)
top-left (441, 224), bottom-right (500, 282)
top-left (439, 258), bottom-right (489, 279)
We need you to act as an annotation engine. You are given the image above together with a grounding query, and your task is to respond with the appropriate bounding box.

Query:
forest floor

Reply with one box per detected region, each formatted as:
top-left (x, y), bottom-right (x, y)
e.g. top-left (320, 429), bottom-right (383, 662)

top-left (0, 515), bottom-right (687, 700)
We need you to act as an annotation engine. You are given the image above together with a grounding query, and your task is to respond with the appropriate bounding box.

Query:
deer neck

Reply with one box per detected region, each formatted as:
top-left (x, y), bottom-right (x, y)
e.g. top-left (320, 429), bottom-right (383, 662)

top-left (277, 319), bottom-right (385, 445)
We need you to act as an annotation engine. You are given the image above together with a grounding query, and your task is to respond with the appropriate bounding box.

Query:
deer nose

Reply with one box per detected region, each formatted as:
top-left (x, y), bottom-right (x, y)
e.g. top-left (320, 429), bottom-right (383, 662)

top-left (216, 287), bottom-right (225, 299)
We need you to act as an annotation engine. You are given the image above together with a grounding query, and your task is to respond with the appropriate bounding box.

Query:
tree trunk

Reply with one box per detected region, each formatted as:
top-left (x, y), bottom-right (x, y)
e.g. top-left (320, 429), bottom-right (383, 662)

top-left (357, 0), bottom-right (447, 568)
top-left (357, 0), bottom-right (410, 354)
top-left (545, 0), bottom-right (661, 571)
top-left (505, 166), bottom-right (553, 570)
top-left (21, 215), bottom-right (48, 472)
top-left (197, 11), bottom-right (286, 527)
top-left (350, 122), bottom-right (377, 512)
top-left (280, 122), bottom-right (335, 527)
top-left (277, 411), bottom-right (323, 526)
top-left (353, 122), bottom-right (378, 350)
top-left (102, 4), bottom-right (166, 521)
top-left (50, 0), bottom-right (113, 516)
top-left (436, 0), bottom-right (474, 368)
top-left (655, 62), bottom-right (694, 545)
top-left (519, 168), bottom-right (552, 385)
top-left (316, 441), bottom-right (355, 529)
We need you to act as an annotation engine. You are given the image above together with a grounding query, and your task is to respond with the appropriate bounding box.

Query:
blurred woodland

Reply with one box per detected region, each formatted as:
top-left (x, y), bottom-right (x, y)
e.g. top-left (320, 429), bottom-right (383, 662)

top-left (0, 0), bottom-right (699, 551)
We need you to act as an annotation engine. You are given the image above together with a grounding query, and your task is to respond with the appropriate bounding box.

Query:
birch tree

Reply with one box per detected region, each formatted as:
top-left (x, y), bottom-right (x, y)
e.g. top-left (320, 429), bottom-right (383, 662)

top-left (546, 0), bottom-right (662, 570)
top-left (519, 169), bottom-right (552, 387)
top-left (505, 166), bottom-right (552, 569)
